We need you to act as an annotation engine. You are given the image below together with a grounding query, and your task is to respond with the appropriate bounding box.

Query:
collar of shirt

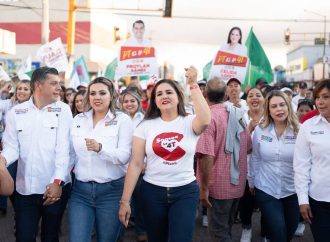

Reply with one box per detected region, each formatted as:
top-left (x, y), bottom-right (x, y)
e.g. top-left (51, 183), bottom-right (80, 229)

top-left (27, 97), bottom-right (59, 111)
top-left (313, 114), bottom-right (330, 125)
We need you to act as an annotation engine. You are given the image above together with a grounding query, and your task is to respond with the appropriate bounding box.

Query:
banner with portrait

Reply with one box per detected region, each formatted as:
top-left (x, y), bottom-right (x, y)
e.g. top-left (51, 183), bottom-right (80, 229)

top-left (116, 46), bottom-right (158, 78)
top-left (209, 49), bottom-right (248, 83)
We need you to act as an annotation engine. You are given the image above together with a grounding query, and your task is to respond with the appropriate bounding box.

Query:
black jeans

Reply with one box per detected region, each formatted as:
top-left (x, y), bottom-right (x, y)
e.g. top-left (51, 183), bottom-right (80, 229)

top-left (14, 184), bottom-right (70, 242)
top-left (309, 197), bottom-right (330, 242)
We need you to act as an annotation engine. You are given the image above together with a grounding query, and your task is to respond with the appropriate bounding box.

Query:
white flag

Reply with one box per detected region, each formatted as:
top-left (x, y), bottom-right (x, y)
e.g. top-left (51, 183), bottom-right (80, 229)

top-left (0, 66), bottom-right (11, 82)
top-left (69, 70), bottom-right (80, 90)
top-left (36, 38), bottom-right (69, 72)
top-left (17, 56), bottom-right (32, 80)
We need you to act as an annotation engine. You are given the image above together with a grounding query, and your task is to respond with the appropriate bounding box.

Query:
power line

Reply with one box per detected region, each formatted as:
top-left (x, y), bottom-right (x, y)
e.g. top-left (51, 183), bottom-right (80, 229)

top-left (0, 3), bottom-right (329, 23)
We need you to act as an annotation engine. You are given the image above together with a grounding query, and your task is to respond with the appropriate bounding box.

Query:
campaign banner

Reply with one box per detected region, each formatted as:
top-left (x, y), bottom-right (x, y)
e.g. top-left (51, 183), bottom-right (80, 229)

top-left (116, 46), bottom-right (158, 78)
top-left (36, 38), bottom-right (69, 72)
top-left (209, 50), bottom-right (248, 83)
top-left (0, 66), bottom-right (11, 81)
top-left (17, 56), bottom-right (32, 80)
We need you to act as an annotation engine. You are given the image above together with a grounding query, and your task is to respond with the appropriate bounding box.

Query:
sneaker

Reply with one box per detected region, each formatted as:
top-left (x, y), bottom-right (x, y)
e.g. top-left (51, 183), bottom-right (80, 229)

top-left (294, 222), bottom-right (305, 237)
top-left (240, 228), bottom-right (252, 242)
top-left (202, 215), bottom-right (208, 227)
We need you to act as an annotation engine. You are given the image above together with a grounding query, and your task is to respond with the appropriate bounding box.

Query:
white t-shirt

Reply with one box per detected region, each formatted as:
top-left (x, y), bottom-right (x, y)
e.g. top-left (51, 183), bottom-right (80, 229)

top-left (225, 99), bottom-right (249, 114)
top-left (134, 115), bottom-right (199, 187)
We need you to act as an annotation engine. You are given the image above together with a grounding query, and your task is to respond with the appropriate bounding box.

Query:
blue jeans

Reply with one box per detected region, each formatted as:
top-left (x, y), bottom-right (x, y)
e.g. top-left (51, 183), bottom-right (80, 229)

top-left (309, 197), bottom-right (330, 242)
top-left (141, 179), bottom-right (199, 242)
top-left (68, 177), bottom-right (124, 242)
top-left (132, 175), bottom-right (147, 237)
top-left (14, 184), bottom-right (71, 242)
top-left (255, 188), bottom-right (299, 242)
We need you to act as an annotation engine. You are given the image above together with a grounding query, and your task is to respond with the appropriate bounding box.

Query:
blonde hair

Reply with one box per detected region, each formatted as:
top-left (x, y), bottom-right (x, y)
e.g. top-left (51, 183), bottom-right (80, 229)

top-left (11, 80), bottom-right (32, 103)
top-left (261, 90), bottom-right (299, 136)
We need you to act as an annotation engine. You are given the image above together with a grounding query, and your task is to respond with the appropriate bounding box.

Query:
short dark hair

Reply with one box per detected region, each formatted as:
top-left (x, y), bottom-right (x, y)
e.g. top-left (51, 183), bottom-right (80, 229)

top-left (227, 27), bottom-right (242, 44)
top-left (133, 20), bottom-right (145, 28)
top-left (313, 79), bottom-right (330, 100)
top-left (30, 67), bottom-right (58, 91)
top-left (297, 99), bottom-right (314, 111)
top-left (206, 78), bottom-right (226, 103)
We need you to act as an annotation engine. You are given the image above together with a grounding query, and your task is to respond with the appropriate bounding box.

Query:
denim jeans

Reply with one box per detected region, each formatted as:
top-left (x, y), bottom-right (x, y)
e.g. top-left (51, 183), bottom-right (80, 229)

top-left (141, 179), bottom-right (199, 242)
top-left (208, 197), bottom-right (239, 242)
top-left (14, 184), bottom-right (71, 242)
top-left (132, 175), bottom-right (147, 237)
top-left (309, 197), bottom-right (330, 242)
top-left (68, 177), bottom-right (124, 242)
top-left (255, 188), bottom-right (299, 242)
top-left (239, 181), bottom-right (268, 237)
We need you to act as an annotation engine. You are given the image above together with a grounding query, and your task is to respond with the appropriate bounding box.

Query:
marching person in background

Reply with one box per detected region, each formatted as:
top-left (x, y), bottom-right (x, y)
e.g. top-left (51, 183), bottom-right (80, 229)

top-left (69, 77), bottom-right (133, 242)
top-left (196, 77), bottom-right (251, 242)
top-left (296, 99), bottom-right (314, 123)
top-left (240, 87), bottom-right (266, 242)
top-left (292, 82), bottom-right (307, 106)
top-left (71, 90), bottom-right (86, 117)
top-left (225, 78), bottom-right (249, 113)
top-left (119, 66), bottom-right (210, 242)
top-left (0, 79), bottom-right (32, 214)
top-left (0, 67), bottom-right (73, 242)
top-left (63, 87), bottom-right (76, 108)
top-left (294, 79), bottom-right (330, 242)
top-left (120, 90), bottom-right (147, 242)
top-left (249, 90), bottom-right (300, 242)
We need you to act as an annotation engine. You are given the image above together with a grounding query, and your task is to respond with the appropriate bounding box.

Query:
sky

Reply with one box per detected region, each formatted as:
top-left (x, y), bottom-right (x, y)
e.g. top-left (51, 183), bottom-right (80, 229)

top-left (89, 0), bottom-right (330, 75)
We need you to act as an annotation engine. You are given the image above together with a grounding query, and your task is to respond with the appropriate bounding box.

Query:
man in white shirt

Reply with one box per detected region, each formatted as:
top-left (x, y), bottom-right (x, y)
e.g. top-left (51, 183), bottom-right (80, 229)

top-left (225, 78), bottom-right (249, 113)
top-left (292, 81), bottom-right (307, 106)
top-left (123, 20), bottom-right (152, 47)
top-left (0, 67), bottom-right (73, 242)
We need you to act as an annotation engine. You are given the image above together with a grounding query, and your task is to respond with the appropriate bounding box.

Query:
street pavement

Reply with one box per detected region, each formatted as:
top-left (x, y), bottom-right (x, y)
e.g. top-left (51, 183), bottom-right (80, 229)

top-left (0, 202), bottom-right (314, 242)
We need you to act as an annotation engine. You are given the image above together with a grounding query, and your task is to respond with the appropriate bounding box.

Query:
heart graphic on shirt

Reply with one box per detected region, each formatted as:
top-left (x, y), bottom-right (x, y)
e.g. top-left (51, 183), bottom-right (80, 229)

top-left (152, 132), bottom-right (186, 161)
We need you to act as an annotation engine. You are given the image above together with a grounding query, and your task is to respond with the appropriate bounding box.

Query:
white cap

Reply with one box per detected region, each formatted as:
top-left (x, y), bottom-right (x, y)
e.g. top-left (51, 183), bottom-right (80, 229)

top-left (280, 87), bottom-right (293, 94)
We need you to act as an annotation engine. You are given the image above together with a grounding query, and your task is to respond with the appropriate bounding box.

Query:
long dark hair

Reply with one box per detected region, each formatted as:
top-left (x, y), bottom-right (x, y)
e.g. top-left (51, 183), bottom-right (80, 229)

top-left (144, 79), bottom-right (187, 120)
top-left (71, 90), bottom-right (86, 117)
top-left (227, 27), bottom-right (242, 44)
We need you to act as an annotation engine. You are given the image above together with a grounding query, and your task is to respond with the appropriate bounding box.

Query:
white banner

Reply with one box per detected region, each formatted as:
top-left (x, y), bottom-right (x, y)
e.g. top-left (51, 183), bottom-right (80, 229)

top-left (17, 56), bottom-right (32, 80)
top-left (116, 46), bottom-right (158, 79)
top-left (36, 38), bottom-right (69, 72)
top-left (0, 66), bottom-right (11, 81)
top-left (209, 46), bottom-right (248, 83)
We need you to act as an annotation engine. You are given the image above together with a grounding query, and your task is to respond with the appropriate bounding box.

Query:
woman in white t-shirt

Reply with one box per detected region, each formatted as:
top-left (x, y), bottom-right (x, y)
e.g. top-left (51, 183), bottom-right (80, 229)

top-left (119, 66), bottom-right (211, 242)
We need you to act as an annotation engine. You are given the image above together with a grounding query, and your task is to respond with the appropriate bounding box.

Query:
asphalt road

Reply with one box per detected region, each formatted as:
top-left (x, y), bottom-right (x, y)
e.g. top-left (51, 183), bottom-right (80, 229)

top-left (0, 201), bottom-right (314, 242)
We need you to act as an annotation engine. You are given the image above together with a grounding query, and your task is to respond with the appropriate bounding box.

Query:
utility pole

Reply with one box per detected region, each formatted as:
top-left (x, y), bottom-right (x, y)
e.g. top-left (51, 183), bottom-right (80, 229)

top-left (67, 0), bottom-right (76, 55)
top-left (41, 0), bottom-right (49, 44)
top-left (304, 9), bottom-right (327, 80)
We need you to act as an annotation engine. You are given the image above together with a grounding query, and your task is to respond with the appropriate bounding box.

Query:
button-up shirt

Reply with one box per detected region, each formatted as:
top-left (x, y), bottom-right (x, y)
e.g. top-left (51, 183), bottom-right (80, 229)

top-left (249, 124), bottom-right (296, 199)
top-left (2, 98), bottom-right (72, 195)
top-left (71, 110), bottom-right (133, 183)
top-left (196, 103), bottom-right (251, 200)
top-left (294, 115), bottom-right (330, 204)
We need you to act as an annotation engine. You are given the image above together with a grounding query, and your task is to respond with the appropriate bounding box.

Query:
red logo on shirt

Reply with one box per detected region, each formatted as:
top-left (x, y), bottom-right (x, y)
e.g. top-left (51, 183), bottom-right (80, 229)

top-left (152, 132), bottom-right (186, 162)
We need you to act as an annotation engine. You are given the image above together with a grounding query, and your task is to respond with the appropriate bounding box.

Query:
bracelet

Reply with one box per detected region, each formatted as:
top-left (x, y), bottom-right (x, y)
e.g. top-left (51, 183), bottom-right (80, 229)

top-left (97, 143), bottom-right (102, 153)
top-left (119, 200), bottom-right (130, 206)
top-left (189, 84), bottom-right (199, 90)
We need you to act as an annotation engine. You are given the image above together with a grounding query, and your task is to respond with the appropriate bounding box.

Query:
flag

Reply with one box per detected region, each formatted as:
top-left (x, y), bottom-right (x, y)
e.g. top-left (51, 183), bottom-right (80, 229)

top-left (104, 58), bottom-right (117, 80)
top-left (203, 60), bottom-right (212, 80)
top-left (70, 56), bottom-right (90, 89)
top-left (17, 56), bottom-right (32, 80)
top-left (69, 70), bottom-right (81, 90)
top-left (0, 66), bottom-right (11, 81)
top-left (244, 28), bottom-right (273, 88)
